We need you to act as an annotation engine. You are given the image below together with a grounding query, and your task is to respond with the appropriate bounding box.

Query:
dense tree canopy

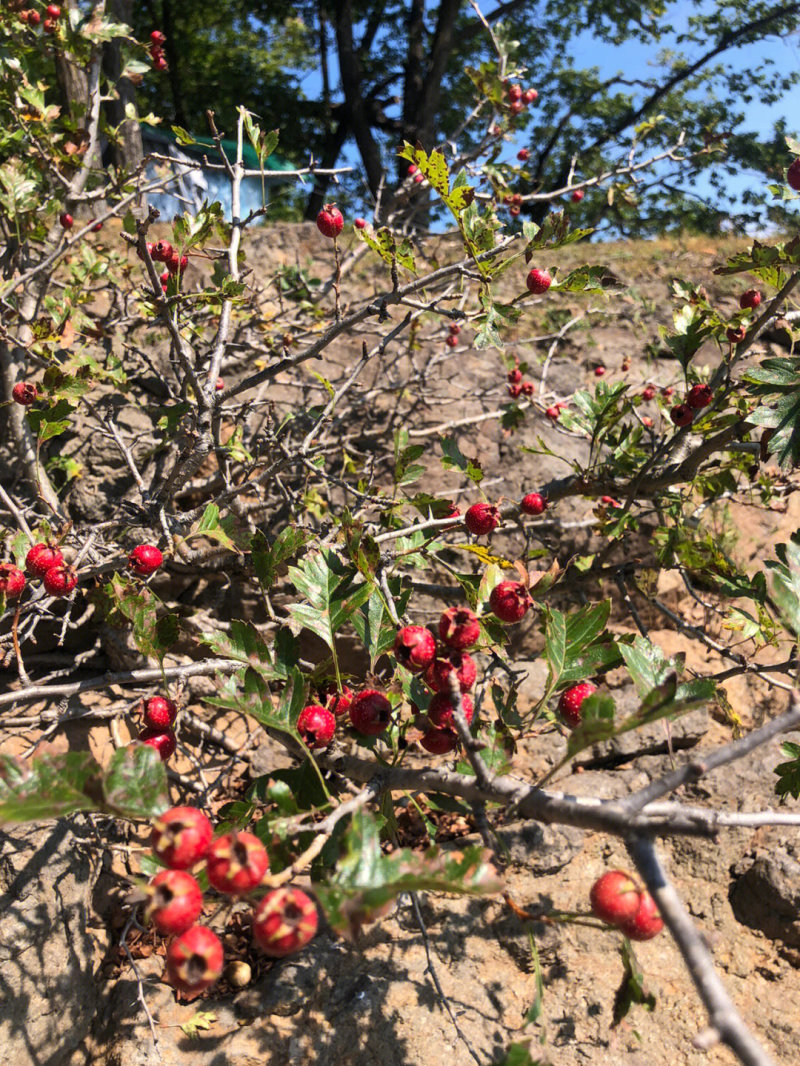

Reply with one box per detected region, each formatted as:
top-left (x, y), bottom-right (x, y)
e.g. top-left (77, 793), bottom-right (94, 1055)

top-left (128, 0), bottom-right (800, 234)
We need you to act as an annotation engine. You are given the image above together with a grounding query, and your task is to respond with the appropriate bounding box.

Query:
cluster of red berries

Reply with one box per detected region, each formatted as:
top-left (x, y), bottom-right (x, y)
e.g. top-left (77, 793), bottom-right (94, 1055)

top-left (137, 694), bottom-right (179, 761)
top-left (137, 240), bottom-right (188, 290)
top-left (407, 163), bottom-right (425, 186)
top-left (503, 192), bottom-right (523, 217)
top-left (143, 806), bottom-right (318, 999)
top-left (149, 30), bottom-right (168, 72)
top-left (669, 383), bottom-right (713, 427)
top-left (506, 362), bottom-right (534, 398)
top-left (590, 869), bottom-right (664, 941)
top-left (17, 4), bottom-right (61, 32)
top-left (504, 82), bottom-right (538, 117)
top-left (12, 380), bottom-right (38, 406)
top-left (316, 204), bottom-right (344, 238)
top-left (445, 321), bottom-right (461, 347)
top-left (24, 541), bottom-right (76, 598)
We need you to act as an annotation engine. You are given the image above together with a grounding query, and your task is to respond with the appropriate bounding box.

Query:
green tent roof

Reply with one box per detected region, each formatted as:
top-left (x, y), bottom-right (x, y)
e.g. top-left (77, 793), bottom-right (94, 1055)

top-left (142, 123), bottom-right (292, 172)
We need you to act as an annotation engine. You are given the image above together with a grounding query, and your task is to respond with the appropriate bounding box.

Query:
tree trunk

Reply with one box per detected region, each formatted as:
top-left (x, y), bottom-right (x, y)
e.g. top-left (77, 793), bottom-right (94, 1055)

top-left (103, 0), bottom-right (145, 184)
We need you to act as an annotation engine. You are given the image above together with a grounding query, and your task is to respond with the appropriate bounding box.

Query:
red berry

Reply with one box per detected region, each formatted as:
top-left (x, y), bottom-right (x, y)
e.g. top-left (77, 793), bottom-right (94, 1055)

top-left (0, 563), bottom-right (25, 599)
top-left (296, 704), bottom-right (336, 749)
top-left (354, 217), bottom-right (367, 229)
top-left (160, 270), bottom-right (170, 289)
top-left (517, 148), bottom-right (530, 161)
top-left (740, 288), bottom-right (761, 310)
top-left (316, 203), bottom-right (344, 239)
top-left (128, 543), bottom-right (163, 576)
top-left (215, 378), bottom-right (224, 390)
top-left (428, 691), bottom-right (474, 730)
top-left (571, 189), bottom-right (585, 203)
top-left (641, 385), bottom-right (656, 401)
top-left (670, 403), bottom-right (693, 427)
top-left (90, 220), bottom-right (103, 232)
top-left (445, 333), bottom-right (459, 347)
top-left (151, 240), bottom-right (173, 262)
top-left (507, 84), bottom-right (523, 102)
top-left (165, 925), bottom-right (224, 997)
top-left (146, 869), bottom-right (203, 936)
top-left (546, 405), bottom-right (560, 420)
top-left (349, 690), bottom-right (392, 735)
top-left (526, 268), bottom-right (552, 295)
top-left (59, 212), bottom-right (73, 229)
top-left (448, 322), bottom-right (461, 334)
top-left (424, 651), bottom-right (477, 694)
top-left (143, 695), bottom-right (178, 729)
top-left (521, 380), bottom-right (534, 395)
top-left (662, 386), bottom-right (674, 398)
top-left (394, 625), bottom-right (437, 672)
top-left (523, 88), bottom-right (538, 103)
top-left (509, 100), bottom-right (525, 115)
top-left (439, 606), bottom-right (480, 651)
top-left (407, 164), bottom-right (418, 175)
top-left (43, 17), bottom-right (55, 32)
top-left (27, 10), bottom-right (40, 25)
top-left (590, 870), bottom-right (641, 927)
top-left (558, 681), bottom-right (597, 728)
top-left (508, 383), bottom-right (522, 398)
top-left (12, 381), bottom-right (37, 405)
top-left (252, 887), bottom-right (318, 957)
top-left (726, 324), bottom-right (746, 344)
top-left (464, 502), bottom-right (500, 536)
top-left (43, 564), bottom-right (77, 597)
top-left (150, 29), bottom-right (166, 44)
top-left (153, 55), bottom-right (168, 72)
top-left (420, 728), bottom-right (458, 754)
top-left (151, 806), bottom-right (213, 870)
top-left (520, 492), bottom-right (547, 516)
top-left (508, 367), bottom-right (522, 384)
top-left (594, 365), bottom-right (605, 377)
top-left (137, 241), bottom-right (156, 261)
top-left (510, 206), bottom-right (521, 216)
top-left (687, 384), bottom-right (713, 409)
top-left (207, 831), bottom-right (269, 895)
top-left (323, 685), bottom-right (354, 717)
top-left (46, 3), bottom-right (61, 16)
top-left (618, 890), bottom-right (664, 941)
top-left (787, 157), bottom-right (800, 191)
top-left (489, 580), bottom-right (532, 623)
top-left (18, 11), bottom-right (29, 24)
top-left (600, 495), bottom-right (621, 508)
top-left (139, 727), bottom-right (177, 761)
top-left (25, 542), bottom-right (64, 577)
top-left (413, 173), bottom-right (424, 184)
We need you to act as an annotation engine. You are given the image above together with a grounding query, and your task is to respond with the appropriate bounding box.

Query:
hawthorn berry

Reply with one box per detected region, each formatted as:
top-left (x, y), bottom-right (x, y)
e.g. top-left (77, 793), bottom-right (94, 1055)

top-left (687, 383), bottom-right (713, 409)
top-left (26, 542), bottom-right (64, 577)
top-left (152, 240), bottom-right (173, 262)
top-left (407, 164), bottom-right (418, 175)
top-left (508, 367), bottom-right (522, 384)
top-left (296, 704), bottom-right (336, 749)
top-left (165, 925), bottom-right (224, 997)
top-left (739, 288), bottom-right (761, 310)
top-left (215, 378), bottom-right (225, 390)
top-left (448, 322), bottom-right (461, 334)
top-left (316, 204), bottom-right (344, 238)
top-left (508, 384), bottom-right (522, 398)
top-left (521, 380), bottom-right (534, 395)
top-left (509, 100), bottom-right (524, 115)
top-left (413, 173), bottom-right (424, 184)
top-left (590, 870), bottom-right (641, 927)
top-left (354, 217), bottom-right (367, 229)
top-left (439, 606), bottom-right (480, 651)
top-left (252, 887), bottom-right (319, 957)
top-left (787, 157), bottom-right (800, 191)
top-left (464, 502), bottom-right (500, 536)
top-left (43, 564), bottom-right (78, 597)
top-left (670, 403), bottom-right (693, 427)
top-left (152, 55), bottom-right (168, 72)
top-left (662, 386), bottom-right (674, 398)
top-left (726, 324), bottom-right (746, 344)
top-left (146, 869), bottom-right (203, 936)
top-left (641, 385), bottom-right (656, 401)
top-left (571, 189), bottom-right (585, 203)
top-left (600, 495), bottom-right (621, 508)
top-left (517, 148), bottom-right (530, 161)
top-left (420, 728), bottom-right (458, 754)
top-left (520, 492), bottom-right (547, 516)
top-left (489, 580), bottom-right (532, 623)
top-left (128, 543), bottom-right (163, 576)
top-left (143, 695), bottom-right (178, 730)
top-left (445, 333), bottom-right (459, 347)
top-left (89, 220), bottom-right (103, 232)
top-left (545, 405), bottom-right (560, 420)
top-left (507, 84), bottom-right (523, 102)
top-left (349, 689), bottom-right (393, 735)
top-left (323, 685), bottom-right (354, 717)
top-left (27, 10), bottom-right (40, 25)
top-left (424, 651), bottom-right (477, 693)
top-left (526, 268), bottom-right (552, 295)
top-left (150, 30), bottom-right (166, 44)
top-left (43, 17), bottom-right (56, 32)
top-left (46, 4), bottom-right (61, 16)
top-left (206, 832), bottom-right (269, 895)
top-left (59, 212), bottom-right (73, 229)
top-left (428, 691), bottom-right (474, 730)
top-left (139, 727), bottom-right (177, 761)
top-left (523, 88), bottom-right (538, 103)
top-left (394, 625), bottom-right (437, 672)
top-left (137, 241), bottom-right (156, 261)
top-left (594, 366), bottom-right (606, 376)
top-left (12, 382), bottom-right (37, 405)
top-left (558, 681), bottom-right (597, 728)
top-left (618, 890), bottom-right (663, 941)
top-left (0, 563), bottom-right (25, 599)
top-left (151, 806), bottom-right (213, 869)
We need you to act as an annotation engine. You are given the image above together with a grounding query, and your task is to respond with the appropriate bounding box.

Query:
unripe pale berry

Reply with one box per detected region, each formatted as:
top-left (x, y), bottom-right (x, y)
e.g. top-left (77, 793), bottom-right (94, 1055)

top-left (439, 606), bottom-right (480, 651)
top-left (206, 831), bottom-right (269, 895)
top-left (670, 403), bottom-right (693, 427)
top-left (687, 384), bottom-right (713, 409)
top-left (128, 544), bottom-right (163, 576)
top-left (151, 806), bottom-right (213, 869)
top-left (165, 925), bottom-right (223, 997)
top-left (420, 728), bottom-right (458, 754)
top-left (0, 563), bottom-right (25, 599)
top-left (618, 890), bottom-right (664, 941)
top-left (146, 869), bottom-right (203, 936)
top-left (428, 691), bottom-right (474, 730)
top-left (26, 542), bottom-right (64, 577)
top-left (424, 651), bottom-right (477, 693)
top-left (526, 268), bottom-right (552, 295)
top-left (316, 204), bottom-right (344, 238)
top-left (349, 689), bottom-right (392, 735)
top-left (520, 492), bottom-right (547, 516)
top-left (394, 625), bottom-right (437, 672)
top-left (590, 870), bottom-right (641, 927)
top-left (12, 382), bottom-right (37, 405)
top-left (464, 502), bottom-right (500, 536)
top-left (139, 727), bottom-right (177, 761)
top-left (739, 288), bottom-right (761, 309)
top-left (489, 580), bottom-right (532, 623)
top-left (296, 704), bottom-right (336, 748)
top-left (143, 695), bottom-right (178, 729)
top-left (43, 564), bottom-right (78, 597)
top-left (252, 887), bottom-right (318, 957)
top-left (558, 681), bottom-right (597, 728)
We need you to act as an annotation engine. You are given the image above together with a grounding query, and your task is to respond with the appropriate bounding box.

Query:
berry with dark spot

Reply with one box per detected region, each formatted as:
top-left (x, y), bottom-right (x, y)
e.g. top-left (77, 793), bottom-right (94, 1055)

top-left (151, 806), bottom-right (213, 869)
top-left (464, 502), bottom-right (500, 536)
top-left (146, 869), bottom-right (203, 935)
top-left (558, 681), bottom-right (597, 728)
top-left (349, 690), bottom-right (392, 735)
top-left (394, 625), bottom-right (437, 672)
top-left (252, 887), bottom-right (319, 957)
top-left (165, 924), bottom-right (223, 998)
top-left (206, 832), bottom-right (269, 895)
top-left (439, 606), bottom-right (480, 651)
top-left (296, 704), bottom-right (336, 748)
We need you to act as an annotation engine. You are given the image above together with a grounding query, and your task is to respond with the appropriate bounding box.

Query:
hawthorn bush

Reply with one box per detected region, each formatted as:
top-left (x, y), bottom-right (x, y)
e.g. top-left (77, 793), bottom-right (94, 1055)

top-left (2, 6), bottom-right (800, 1066)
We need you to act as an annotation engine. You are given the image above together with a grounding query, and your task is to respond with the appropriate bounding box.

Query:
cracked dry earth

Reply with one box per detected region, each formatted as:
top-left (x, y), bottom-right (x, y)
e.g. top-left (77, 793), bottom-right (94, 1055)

top-left (2, 226), bottom-right (800, 1065)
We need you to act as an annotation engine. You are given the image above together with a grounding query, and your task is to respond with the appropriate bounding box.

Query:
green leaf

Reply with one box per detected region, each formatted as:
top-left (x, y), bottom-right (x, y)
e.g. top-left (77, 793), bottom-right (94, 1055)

top-left (0, 752), bottom-right (97, 823)
top-left (251, 527), bottom-right (309, 591)
top-left (439, 436), bottom-right (484, 483)
top-left (357, 225), bottom-right (416, 274)
top-left (775, 741), bottom-right (800, 799)
top-left (287, 550), bottom-right (372, 653)
top-left (102, 745), bottom-right (168, 819)
top-left (612, 939), bottom-right (656, 1027)
top-left (544, 606), bottom-right (567, 689)
top-left (494, 1042), bottom-right (546, 1066)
